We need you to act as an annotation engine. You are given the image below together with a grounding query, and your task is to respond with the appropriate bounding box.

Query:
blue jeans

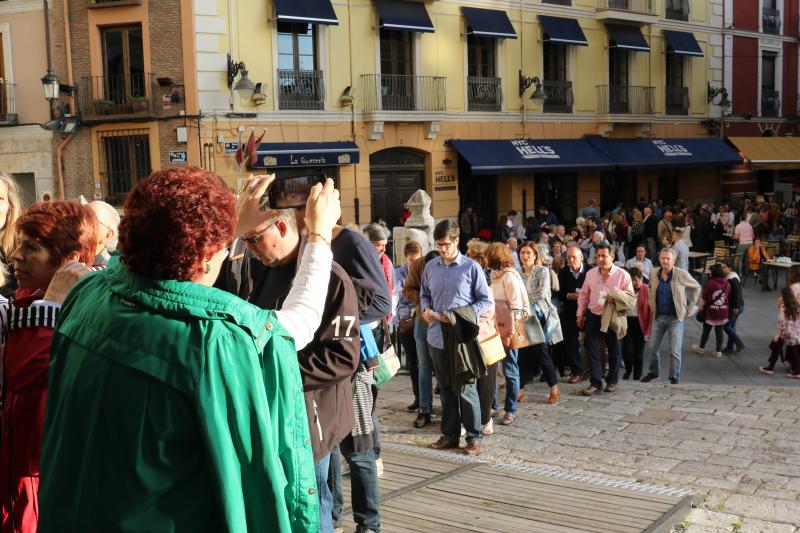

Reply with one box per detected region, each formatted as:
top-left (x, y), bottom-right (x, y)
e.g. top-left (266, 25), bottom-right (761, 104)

top-left (315, 454), bottom-right (333, 533)
top-left (585, 312), bottom-right (621, 390)
top-left (502, 349), bottom-right (520, 414)
top-left (646, 315), bottom-right (684, 382)
top-left (329, 444), bottom-right (381, 531)
top-left (724, 303), bottom-right (744, 350)
top-left (414, 319), bottom-right (434, 414)
top-left (429, 346), bottom-right (482, 441)
top-left (328, 446), bottom-right (343, 527)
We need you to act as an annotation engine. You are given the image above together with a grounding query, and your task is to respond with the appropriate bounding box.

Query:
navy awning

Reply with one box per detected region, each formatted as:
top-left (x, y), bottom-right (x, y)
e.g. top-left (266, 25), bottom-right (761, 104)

top-left (607, 24), bottom-right (650, 52)
top-left (274, 0), bottom-right (338, 25)
top-left (663, 30), bottom-right (703, 57)
top-left (376, 0), bottom-right (434, 33)
top-left (540, 16), bottom-right (588, 46)
top-left (587, 137), bottom-right (741, 169)
top-left (462, 7), bottom-right (516, 39)
top-left (253, 142), bottom-right (360, 168)
top-left (449, 139), bottom-right (614, 175)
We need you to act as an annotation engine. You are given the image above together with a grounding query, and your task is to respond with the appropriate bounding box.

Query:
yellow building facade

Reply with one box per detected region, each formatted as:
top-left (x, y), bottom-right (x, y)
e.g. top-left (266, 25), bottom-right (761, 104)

top-left (193, 0), bottom-right (728, 227)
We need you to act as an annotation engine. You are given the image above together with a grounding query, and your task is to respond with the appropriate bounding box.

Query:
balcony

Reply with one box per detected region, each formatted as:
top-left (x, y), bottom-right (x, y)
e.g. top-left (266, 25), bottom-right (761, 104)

top-left (665, 0), bottom-right (689, 21)
top-left (467, 76), bottom-right (502, 112)
top-left (665, 86), bottom-right (689, 115)
top-left (597, 84), bottom-right (654, 115)
top-left (543, 80), bottom-right (574, 113)
top-left (762, 89), bottom-right (780, 117)
top-left (596, 0), bottom-right (657, 23)
top-left (79, 73), bottom-right (184, 121)
top-left (0, 81), bottom-right (17, 125)
top-left (361, 74), bottom-right (446, 112)
top-left (278, 69), bottom-right (325, 110)
top-left (763, 7), bottom-right (781, 35)
top-left (87, 0), bottom-right (142, 8)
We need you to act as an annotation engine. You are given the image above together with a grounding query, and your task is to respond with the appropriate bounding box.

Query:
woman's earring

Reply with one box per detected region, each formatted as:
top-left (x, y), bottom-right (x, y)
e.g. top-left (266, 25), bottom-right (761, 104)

top-left (205, 262), bottom-right (212, 274)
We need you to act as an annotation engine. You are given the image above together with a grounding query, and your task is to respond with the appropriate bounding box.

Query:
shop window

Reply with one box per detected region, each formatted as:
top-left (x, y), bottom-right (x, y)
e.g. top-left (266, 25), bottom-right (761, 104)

top-left (98, 129), bottom-right (151, 206)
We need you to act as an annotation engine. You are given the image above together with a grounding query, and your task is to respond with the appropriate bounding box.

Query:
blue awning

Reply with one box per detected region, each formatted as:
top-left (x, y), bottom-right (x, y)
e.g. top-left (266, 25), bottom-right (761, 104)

top-left (449, 139), bottom-right (614, 175)
top-left (253, 142), bottom-right (360, 168)
top-left (274, 0), bottom-right (338, 25)
top-left (376, 0), bottom-right (434, 33)
top-left (663, 30), bottom-right (703, 57)
top-left (540, 16), bottom-right (588, 46)
top-left (587, 137), bottom-right (741, 169)
top-left (607, 24), bottom-right (650, 52)
top-left (462, 7), bottom-right (516, 39)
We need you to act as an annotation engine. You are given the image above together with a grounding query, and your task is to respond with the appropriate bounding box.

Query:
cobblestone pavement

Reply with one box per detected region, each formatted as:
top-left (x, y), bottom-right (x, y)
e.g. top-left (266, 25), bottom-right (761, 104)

top-left (377, 284), bottom-right (800, 532)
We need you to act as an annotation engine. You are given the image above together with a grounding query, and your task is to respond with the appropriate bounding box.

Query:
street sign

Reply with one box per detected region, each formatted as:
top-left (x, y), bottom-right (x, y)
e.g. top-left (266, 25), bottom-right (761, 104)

top-left (169, 151), bottom-right (187, 163)
top-left (224, 142), bottom-right (239, 153)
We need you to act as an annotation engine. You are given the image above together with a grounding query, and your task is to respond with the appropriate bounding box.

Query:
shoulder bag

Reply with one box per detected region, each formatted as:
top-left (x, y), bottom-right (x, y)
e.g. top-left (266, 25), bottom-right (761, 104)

top-left (373, 322), bottom-right (401, 387)
top-left (479, 318), bottom-right (507, 365)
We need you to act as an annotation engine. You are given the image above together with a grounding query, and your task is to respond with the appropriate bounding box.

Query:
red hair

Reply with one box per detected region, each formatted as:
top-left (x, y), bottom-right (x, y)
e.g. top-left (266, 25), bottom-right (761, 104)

top-left (119, 166), bottom-right (236, 281)
top-left (16, 201), bottom-right (98, 266)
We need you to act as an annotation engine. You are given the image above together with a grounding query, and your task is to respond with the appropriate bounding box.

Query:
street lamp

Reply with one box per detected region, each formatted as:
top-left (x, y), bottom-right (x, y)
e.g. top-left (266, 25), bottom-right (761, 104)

top-left (41, 71), bottom-right (59, 101)
top-left (227, 54), bottom-right (255, 99)
top-left (708, 84), bottom-right (730, 139)
top-left (519, 71), bottom-right (547, 105)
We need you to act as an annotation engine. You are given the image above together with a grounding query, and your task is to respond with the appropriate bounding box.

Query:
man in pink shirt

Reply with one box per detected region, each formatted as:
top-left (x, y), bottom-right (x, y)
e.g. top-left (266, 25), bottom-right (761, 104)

top-left (577, 241), bottom-right (634, 396)
top-left (733, 218), bottom-right (754, 273)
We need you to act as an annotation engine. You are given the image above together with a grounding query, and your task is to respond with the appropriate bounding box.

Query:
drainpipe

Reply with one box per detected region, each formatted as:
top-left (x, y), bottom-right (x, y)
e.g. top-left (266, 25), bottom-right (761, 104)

top-left (62, 0), bottom-right (74, 114)
top-left (55, 134), bottom-right (73, 200)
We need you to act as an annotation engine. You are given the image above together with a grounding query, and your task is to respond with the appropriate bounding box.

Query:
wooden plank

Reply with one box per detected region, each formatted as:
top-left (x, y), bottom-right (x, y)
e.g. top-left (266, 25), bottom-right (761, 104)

top-left (378, 507), bottom-right (485, 533)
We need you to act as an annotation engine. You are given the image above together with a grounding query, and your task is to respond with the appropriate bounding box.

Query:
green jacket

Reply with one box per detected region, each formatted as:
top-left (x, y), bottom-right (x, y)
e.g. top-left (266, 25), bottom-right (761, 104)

top-left (39, 258), bottom-right (319, 533)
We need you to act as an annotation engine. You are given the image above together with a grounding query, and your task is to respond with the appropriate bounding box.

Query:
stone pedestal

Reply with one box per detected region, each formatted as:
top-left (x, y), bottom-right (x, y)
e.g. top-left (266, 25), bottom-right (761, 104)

top-left (391, 189), bottom-right (435, 265)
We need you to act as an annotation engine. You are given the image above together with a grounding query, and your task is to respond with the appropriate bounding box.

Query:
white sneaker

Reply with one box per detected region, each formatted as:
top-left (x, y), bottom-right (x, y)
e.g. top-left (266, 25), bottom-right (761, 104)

top-left (712, 351), bottom-right (723, 358)
top-left (375, 457), bottom-right (384, 477)
top-left (692, 345), bottom-right (705, 354)
top-left (460, 425), bottom-right (466, 437)
top-left (481, 419), bottom-right (494, 436)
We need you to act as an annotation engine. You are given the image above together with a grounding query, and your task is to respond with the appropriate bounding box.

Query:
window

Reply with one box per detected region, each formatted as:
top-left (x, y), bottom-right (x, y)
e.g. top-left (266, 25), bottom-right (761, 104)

top-left (608, 48), bottom-right (628, 113)
top-left (665, 54), bottom-right (687, 114)
top-left (467, 35), bottom-right (495, 78)
top-left (98, 129), bottom-right (151, 205)
top-left (761, 52), bottom-right (779, 116)
top-left (101, 25), bottom-right (145, 106)
top-left (277, 22), bottom-right (316, 71)
top-left (763, 0), bottom-right (780, 34)
top-left (665, 0), bottom-right (689, 21)
top-left (542, 0), bottom-right (570, 5)
top-left (543, 41), bottom-right (572, 113)
top-left (379, 29), bottom-right (414, 110)
top-left (466, 35), bottom-right (500, 111)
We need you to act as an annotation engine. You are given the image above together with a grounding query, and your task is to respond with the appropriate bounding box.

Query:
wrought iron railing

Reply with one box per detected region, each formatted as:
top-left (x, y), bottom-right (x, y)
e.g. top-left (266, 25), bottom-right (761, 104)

top-left (361, 74), bottom-right (446, 112)
top-left (79, 72), bottom-right (153, 117)
top-left (665, 0), bottom-right (689, 20)
top-left (0, 81), bottom-right (17, 125)
top-left (597, 84), bottom-right (655, 115)
top-left (597, 0), bottom-right (656, 16)
top-left (467, 76), bottom-right (502, 112)
top-left (98, 129), bottom-right (151, 206)
top-left (278, 69), bottom-right (325, 110)
top-left (762, 89), bottom-right (781, 117)
top-left (665, 85), bottom-right (689, 115)
top-left (543, 80), bottom-right (573, 113)
top-left (763, 7), bottom-right (781, 35)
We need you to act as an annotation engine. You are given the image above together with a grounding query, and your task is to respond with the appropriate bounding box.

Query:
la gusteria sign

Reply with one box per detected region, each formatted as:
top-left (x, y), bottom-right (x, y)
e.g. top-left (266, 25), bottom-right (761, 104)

top-left (511, 139), bottom-right (560, 160)
top-left (652, 139), bottom-right (692, 157)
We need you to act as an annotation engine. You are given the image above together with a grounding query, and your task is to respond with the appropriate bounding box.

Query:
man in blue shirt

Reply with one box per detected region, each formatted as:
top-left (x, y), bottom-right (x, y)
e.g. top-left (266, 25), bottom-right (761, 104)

top-left (421, 220), bottom-right (493, 456)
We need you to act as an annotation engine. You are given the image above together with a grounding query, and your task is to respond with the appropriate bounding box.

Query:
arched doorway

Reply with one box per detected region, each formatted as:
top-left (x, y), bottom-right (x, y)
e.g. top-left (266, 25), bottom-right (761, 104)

top-left (369, 148), bottom-right (426, 227)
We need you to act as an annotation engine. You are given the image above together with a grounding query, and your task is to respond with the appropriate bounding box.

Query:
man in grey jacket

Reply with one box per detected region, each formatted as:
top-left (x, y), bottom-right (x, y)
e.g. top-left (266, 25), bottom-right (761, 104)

top-left (641, 247), bottom-right (701, 384)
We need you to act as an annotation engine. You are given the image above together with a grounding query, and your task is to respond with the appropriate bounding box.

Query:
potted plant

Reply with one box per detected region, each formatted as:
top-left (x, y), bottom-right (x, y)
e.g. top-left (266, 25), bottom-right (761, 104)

top-left (92, 99), bottom-right (113, 115)
top-left (130, 95), bottom-right (149, 112)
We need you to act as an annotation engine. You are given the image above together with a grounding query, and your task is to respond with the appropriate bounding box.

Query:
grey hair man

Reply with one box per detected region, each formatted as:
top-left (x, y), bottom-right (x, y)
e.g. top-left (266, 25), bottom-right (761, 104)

top-left (641, 247), bottom-right (701, 385)
top-left (87, 201), bottom-right (120, 266)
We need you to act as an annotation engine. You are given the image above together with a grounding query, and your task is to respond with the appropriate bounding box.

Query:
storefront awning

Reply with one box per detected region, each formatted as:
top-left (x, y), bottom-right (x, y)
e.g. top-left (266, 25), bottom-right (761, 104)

top-left (728, 137), bottom-right (800, 170)
top-left (252, 142), bottom-right (360, 168)
top-left (663, 30), bottom-right (703, 57)
top-left (274, 0), bottom-right (338, 25)
top-left (462, 7), bottom-right (516, 39)
top-left (449, 139), bottom-right (614, 175)
top-left (587, 137), bottom-right (741, 169)
top-left (540, 16), bottom-right (588, 46)
top-left (607, 24), bottom-right (650, 52)
top-left (376, 0), bottom-right (434, 33)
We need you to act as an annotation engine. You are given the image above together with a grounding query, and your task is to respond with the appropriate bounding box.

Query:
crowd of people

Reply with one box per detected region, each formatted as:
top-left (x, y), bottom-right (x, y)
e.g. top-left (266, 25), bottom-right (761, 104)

top-left (1, 169), bottom-right (800, 533)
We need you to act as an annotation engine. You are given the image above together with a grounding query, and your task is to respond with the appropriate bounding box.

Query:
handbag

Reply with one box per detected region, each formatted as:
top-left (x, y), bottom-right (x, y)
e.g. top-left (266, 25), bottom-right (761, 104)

top-left (495, 300), bottom-right (529, 350)
top-left (479, 328), bottom-right (507, 366)
top-left (695, 309), bottom-right (705, 323)
top-left (399, 312), bottom-right (415, 336)
top-left (523, 310), bottom-right (546, 345)
top-left (373, 322), bottom-right (401, 387)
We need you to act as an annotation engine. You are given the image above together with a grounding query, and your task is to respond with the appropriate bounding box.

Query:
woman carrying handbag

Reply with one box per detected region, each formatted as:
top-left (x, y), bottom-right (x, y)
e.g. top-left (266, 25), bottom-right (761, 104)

top-left (486, 243), bottom-right (533, 426)
top-left (518, 242), bottom-right (562, 408)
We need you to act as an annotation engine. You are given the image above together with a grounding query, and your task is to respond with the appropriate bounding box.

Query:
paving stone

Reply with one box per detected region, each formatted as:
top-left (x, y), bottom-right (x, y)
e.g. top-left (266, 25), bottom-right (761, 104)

top-left (729, 417), bottom-right (782, 431)
top-left (725, 494), bottom-right (800, 524)
top-left (753, 487), bottom-right (800, 501)
top-left (677, 440), bottom-right (734, 455)
top-left (671, 461), bottom-right (737, 479)
top-left (685, 508), bottom-right (741, 528)
top-left (621, 408), bottom-right (687, 424)
top-left (650, 447), bottom-right (712, 462)
top-left (705, 454), bottom-right (754, 468)
top-left (739, 517), bottom-right (797, 533)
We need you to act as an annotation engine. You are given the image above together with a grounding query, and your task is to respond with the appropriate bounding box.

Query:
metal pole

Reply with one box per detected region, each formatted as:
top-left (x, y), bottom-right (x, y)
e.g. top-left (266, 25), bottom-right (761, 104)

top-left (522, 188), bottom-right (527, 221)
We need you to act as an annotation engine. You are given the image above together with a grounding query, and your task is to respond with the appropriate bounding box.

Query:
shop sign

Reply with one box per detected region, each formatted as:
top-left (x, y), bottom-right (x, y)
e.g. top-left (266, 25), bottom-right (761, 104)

top-left (652, 140), bottom-right (692, 157)
top-left (169, 151), bottom-right (188, 163)
top-left (434, 170), bottom-right (456, 184)
top-left (510, 139), bottom-right (559, 160)
top-left (224, 142), bottom-right (239, 153)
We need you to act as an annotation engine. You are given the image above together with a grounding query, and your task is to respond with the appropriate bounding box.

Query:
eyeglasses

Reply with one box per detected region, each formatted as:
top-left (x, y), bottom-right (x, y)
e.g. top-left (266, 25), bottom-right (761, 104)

top-left (241, 219), bottom-right (278, 245)
top-left (434, 241), bottom-right (456, 249)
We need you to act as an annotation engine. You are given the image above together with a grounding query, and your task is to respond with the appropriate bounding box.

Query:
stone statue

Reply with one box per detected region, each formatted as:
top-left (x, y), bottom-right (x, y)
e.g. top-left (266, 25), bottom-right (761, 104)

top-left (391, 189), bottom-right (435, 264)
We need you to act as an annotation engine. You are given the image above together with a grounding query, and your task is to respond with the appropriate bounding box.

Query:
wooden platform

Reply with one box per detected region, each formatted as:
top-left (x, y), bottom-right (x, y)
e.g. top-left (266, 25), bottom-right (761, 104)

top-left (341, 444), bottom-right (697, 533)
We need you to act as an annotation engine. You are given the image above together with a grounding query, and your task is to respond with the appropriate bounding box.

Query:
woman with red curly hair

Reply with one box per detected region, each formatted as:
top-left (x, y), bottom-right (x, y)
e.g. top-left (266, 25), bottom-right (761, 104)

top-left (1, 200), bottom-right (98, 533)
top-left (39, 167), bottom-right (341, 533)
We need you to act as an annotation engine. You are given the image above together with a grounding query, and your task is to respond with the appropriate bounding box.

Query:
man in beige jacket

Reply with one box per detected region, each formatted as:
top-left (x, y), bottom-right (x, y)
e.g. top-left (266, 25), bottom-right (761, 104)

top-left (641, 247), bottom-right (701, 384)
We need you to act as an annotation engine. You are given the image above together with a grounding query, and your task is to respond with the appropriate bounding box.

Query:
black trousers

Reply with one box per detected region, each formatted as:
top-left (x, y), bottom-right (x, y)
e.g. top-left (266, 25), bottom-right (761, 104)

top-left (398, 330), bottom-right (419, 404)
top-left (520, 343), bottom-right (558, 389)
top-left (560, 314), bottom-right (584, 377)
top-left (700, 323), bottom-right (724, 352)
top-left (622, 316), bottom-right (645, 380)
top-left (477, 362), bottom-right (498, 425)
